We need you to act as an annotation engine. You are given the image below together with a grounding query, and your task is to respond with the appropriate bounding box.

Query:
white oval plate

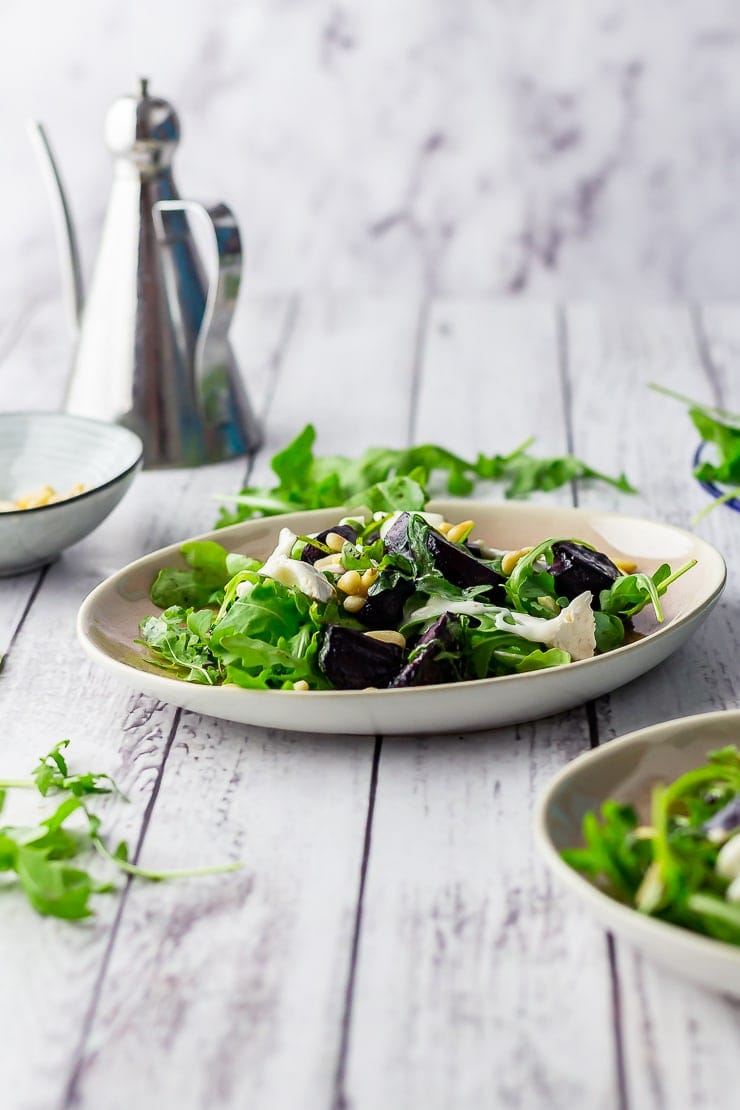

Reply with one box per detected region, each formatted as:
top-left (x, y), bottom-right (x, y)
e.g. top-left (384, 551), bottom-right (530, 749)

top-left (535, 709), bottom-right (740, 997)
top-left (77, 500), bottom-right (726, 736)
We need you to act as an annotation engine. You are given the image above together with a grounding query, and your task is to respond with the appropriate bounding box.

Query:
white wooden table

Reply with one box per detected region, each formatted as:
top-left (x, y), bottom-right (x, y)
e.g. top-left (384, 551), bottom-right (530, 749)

top-left (2, 295), bottom-right (740, 1110)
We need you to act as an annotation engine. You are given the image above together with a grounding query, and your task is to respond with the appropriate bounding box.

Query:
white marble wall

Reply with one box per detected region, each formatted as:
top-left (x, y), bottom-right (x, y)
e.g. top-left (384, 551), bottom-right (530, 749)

top-left (3, 0), bottom-right (740, 316)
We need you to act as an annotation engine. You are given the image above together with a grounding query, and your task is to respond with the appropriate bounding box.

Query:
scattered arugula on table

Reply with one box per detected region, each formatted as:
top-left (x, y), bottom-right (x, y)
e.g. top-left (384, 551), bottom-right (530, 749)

top-left (651, 383), bottom-right (740, 514)
top-left (563, 745), bottom-right (740, 945)
top-left (215, 424), bottom-right (636, 528)
top-left (0, 740), bottom-right (241, 920)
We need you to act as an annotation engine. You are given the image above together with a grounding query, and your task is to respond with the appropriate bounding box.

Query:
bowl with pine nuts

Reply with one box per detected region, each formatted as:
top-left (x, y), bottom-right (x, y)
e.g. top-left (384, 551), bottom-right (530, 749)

top-left (0, 412), bottom-right (143, 576)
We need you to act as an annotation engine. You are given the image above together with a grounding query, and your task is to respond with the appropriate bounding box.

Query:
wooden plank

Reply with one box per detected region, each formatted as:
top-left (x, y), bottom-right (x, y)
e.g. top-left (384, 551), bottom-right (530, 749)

top-left (566, 304), bottom-right (740, 1110)
top-left (66, 296), bottom-right (423, 1110)
top-left (566, 304), bottom-right (738, 733)
top-left (0, 295), bottom-right (296, 1108)
top-left (0, 299), bottom-right (72, 653)
top-left (343, 301), bottom-right (614, 1110)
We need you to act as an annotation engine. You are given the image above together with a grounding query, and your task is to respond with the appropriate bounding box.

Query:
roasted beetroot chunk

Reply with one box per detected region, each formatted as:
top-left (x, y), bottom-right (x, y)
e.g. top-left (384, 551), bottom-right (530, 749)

top-left (357, 578), bottom-right (415, 630)
top-left (425, 529), bottom-right (505, 600)
top-left (390, 613), bottom-right (461, 688)
top-left (300, 524), bottom-right (357, 565)
top-left (385, 512), bottom-right (505, 602)
top-left (547, 541), bottom-right (620, 607)
top-left (318, 625), bottom-right (403, 689)
top-left (382, 513), bottom-right (413, 556)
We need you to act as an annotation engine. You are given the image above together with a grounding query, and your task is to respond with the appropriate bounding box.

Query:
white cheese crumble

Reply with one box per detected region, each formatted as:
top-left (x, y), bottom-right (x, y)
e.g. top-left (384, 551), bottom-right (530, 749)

top-left (717, 835), bottom-right (740, 903)
top-left (493, 591), bottom-right (597, 662)
top-left (408, 591), bottom-right (597, 662)
top-left (243, 527), bottom-right (336, 603)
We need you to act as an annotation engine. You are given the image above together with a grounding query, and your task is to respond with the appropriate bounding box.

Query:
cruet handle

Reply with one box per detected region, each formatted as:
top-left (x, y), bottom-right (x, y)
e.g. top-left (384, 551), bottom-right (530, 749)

top-left (152, 200), bottom-right (242, 422)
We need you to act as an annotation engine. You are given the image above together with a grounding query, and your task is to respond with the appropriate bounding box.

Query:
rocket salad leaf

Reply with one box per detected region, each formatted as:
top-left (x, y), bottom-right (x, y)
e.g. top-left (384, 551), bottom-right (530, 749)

top-left (215, 425), bottom-right (635, 528)
top-left (650, 383), bottom-right (740, 510)
top-left (563, 746), bottom-right (740, 945)
top-left (0, 741), bottom-right (241, 920)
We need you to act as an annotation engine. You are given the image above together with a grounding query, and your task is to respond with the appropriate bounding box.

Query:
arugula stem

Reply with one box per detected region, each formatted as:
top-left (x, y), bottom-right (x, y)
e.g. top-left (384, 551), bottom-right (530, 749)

top-left (692, 490), bottom-right (740, 524)
top-left (649, 382), bottom-right (740, 426)
top-left (91, 836), bottom-right (243, 882)
top-left (656, 559), bottom-right (698, 594)
top-left (686, 893), bottom-right (740, 934)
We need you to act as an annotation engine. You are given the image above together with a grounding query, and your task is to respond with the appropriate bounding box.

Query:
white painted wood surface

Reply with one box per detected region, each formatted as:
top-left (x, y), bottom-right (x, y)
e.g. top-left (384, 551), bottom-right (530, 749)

top-left (1, 296), bottom-right (739, 1110)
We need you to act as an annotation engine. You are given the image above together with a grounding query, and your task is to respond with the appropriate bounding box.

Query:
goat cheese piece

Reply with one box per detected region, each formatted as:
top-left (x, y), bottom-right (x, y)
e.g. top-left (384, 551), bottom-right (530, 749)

top-left (409, 592), bottom-right (597, 662)
top-left (256, 527), bottom-right (335, 603)
top-left (493, 591), bottom-right (596, 661)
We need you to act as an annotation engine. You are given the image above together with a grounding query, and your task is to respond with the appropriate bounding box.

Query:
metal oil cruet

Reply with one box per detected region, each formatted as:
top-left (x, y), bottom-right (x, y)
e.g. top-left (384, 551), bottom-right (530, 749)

top-left (31, 77), bottom-right (261, 467)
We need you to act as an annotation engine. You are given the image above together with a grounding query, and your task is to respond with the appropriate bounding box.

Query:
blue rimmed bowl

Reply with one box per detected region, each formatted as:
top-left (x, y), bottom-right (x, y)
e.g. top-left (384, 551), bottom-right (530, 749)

top-left (694, 442), bottom-right (740, 513)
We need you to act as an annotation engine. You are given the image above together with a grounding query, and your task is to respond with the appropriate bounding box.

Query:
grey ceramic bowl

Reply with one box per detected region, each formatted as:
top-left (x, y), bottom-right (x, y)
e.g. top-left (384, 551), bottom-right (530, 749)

top-left (0, 412), bottom-right (143, 576)
top-left (535, 711), bottom-right (740, 997)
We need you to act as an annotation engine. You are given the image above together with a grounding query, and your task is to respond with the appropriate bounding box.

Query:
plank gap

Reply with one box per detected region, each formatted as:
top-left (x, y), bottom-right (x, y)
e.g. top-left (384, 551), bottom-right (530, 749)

top-left (331, 737), bottom-right (383, 1110)
top-left (690, 304), bottom-right (726, 405)
top-left (585, 701), bottom-right (601, 751)
top-left (254, 293), bottom-right (301, 426)
top-left (556, 301), bottom-right (580, 508)
top-left (1, 564), bottom-right (49, 663)
top-left (407, 296), bottom-right (431, 445)
top-left (60, 708), bottom-right (183, 1109)
top-left (607, 933), bottom-right (630, 1110)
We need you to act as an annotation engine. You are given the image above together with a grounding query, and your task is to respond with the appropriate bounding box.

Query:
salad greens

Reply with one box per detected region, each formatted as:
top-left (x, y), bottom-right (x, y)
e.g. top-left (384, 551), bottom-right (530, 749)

top-left (0, 740), bottom-right (241, 920)
top-left (138, 507), bottom-right (694, 693)
top-left (563, 746), bottom-right (740, 945)
top-left (215, 424), bottom-right (636, 528)
top-left (651, 383), bottom-right (740, 511)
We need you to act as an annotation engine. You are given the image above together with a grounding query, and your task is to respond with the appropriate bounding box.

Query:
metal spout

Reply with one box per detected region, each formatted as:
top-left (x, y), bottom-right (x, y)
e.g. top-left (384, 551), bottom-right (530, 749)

top-left (28, 120), bottom-right (84, 339)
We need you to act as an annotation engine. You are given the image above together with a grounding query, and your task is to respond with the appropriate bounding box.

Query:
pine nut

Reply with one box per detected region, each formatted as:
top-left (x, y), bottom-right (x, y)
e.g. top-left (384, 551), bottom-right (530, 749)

top-left (536, 595), bottom-right (559, 614)
top-left (501, 546), bottom-right (533, 576)
top-left (364, 629), bottom-right (406, 649)
top-left (343, 595), bottom-right (366, 613)
top-left (446, 519), bottom-right (474, 544)
top-left (615, 558), bottom-right (637, 574)
top-left (325, 531), bottom-right (346, 553)
top-left (337, 570), bottom-right (363, 595)
top-left (293, 679), bottom-right (310, 691)
top-left (361, 567), bottom-right (379, 590)
top-left (314, 553), bottom-right (343, 571)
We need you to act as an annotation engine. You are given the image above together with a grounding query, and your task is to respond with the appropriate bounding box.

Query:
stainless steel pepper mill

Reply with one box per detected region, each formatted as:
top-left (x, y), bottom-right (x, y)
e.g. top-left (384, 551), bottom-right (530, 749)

top-left (31, 77), bottom-right (261, 467)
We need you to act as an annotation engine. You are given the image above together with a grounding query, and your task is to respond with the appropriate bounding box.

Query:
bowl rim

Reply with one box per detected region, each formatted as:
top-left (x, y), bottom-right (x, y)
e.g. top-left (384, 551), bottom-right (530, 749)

top-left (0, 411), bottom-right (143, 517)
top-left (533, 708), bottom-right (740, 964)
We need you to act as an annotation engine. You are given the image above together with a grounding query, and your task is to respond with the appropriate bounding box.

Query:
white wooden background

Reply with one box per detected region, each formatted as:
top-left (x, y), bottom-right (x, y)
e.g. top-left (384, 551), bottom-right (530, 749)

top-left (1, 296), bottom-right (740, 1110)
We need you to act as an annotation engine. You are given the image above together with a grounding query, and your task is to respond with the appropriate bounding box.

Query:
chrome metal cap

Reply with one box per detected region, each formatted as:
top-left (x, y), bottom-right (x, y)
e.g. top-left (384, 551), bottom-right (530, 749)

top-left (104, 77), bottom-right (180, 171)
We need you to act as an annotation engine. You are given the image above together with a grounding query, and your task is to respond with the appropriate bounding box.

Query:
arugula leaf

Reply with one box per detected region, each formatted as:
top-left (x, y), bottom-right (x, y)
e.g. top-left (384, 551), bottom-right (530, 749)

top-left (0, 742), bottom-right (243, 920)
top-left (138, 609), bottom-right (222, 684)
top-left (504, 538), bottom-right (566, 616)
top-left (150, 541), bottom-right (257, 609)
top-left (592, 611), bottom-right (625, 653)
top-left (215, 424), bottom-right (636, 528)
top-left (563, 746), bottom-right (740, 945)
top-left (599, 560), bottom-right (696, 623)
top-left (32, 740), bottom-right (123, 798)
top-left (650, 383), bottom-right (740, 504)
